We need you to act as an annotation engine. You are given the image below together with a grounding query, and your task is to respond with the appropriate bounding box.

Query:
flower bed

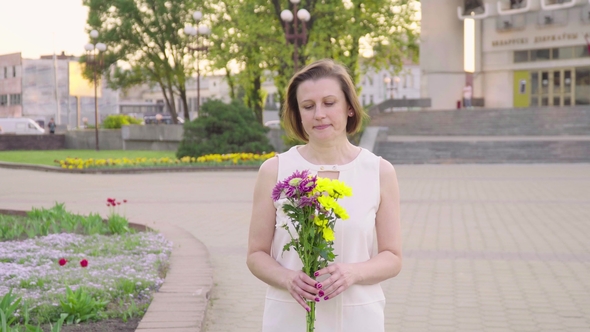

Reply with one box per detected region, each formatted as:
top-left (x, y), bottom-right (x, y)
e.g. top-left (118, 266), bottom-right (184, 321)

top-left (54, 152), bottom-right (276, 169)
top-left (0, 203), bottom-right (172, 331)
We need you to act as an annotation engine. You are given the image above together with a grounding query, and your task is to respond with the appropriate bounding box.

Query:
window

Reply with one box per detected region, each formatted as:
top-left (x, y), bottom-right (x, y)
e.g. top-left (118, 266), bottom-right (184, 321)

top-left (514, 50), bottom-right (529, 63)
top-left (362, 95), bottom-right (366, 106)
top-left (3, 67), bottom-right (6, 79)
top-left (575, 67), bottom-right (590, 105)
top-left (9, 94), bottom-right (21, 105)
top-left (463, 0), bottom-right (485, 15)
top-left (369, 95), bottom-right (374, 104)
top-left (546, 0), bottom-right (573, 4)
top-left (12, 66), bottom-right (16, 77)
top-left (0, 95), bottom-right (7, 106)
top-left (514, 46), bottom-right (589, 63)
top-left (531, 49), bottom-right (551, 61)
top-left (510, 0), bottom-right (526, 9)
top-left (573, 45), bottom-right (589, 58)
top-left (555, 47), bottom-right (573, 60)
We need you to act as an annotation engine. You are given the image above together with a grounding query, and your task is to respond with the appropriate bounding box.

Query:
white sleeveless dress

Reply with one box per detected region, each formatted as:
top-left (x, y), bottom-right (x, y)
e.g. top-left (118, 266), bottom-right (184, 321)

top-left (262, 146), bottom-right (385, 332)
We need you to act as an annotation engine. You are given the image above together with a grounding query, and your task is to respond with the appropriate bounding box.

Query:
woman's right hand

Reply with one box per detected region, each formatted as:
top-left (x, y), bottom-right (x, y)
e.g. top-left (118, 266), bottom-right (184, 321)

top-left (286, 270), bottom-right (320, 311)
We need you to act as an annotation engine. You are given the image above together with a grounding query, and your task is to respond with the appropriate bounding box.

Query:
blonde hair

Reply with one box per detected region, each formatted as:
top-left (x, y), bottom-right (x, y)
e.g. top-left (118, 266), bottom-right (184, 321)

top-left (282, 59), bottom-right (365, 142)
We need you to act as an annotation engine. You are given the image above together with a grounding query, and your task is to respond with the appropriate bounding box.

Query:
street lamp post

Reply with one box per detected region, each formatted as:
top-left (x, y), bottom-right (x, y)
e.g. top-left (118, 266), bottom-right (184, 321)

top-left (84, 29), bottom-right (106, 151)
top-left (184, 11), bottom-right (211, 118)
top-left (383, 76), bottom-right (393, 100)
top-left (280, 0), bottom-right (311, 72)
top-left (383, 75), bottom-right (400, 112)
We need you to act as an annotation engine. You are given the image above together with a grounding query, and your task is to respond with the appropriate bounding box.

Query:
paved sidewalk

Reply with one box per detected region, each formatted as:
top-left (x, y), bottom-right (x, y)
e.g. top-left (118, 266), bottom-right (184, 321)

top-left (1, 164), bottom-right (590, 331)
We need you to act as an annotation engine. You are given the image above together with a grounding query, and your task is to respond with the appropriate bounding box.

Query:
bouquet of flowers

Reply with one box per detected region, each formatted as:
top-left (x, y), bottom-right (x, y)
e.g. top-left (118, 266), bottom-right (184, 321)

top-left (272, 169), bottom-right (353, 332)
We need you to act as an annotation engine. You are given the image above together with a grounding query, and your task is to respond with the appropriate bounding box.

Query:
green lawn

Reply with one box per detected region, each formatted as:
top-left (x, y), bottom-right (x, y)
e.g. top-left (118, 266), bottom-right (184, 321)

top-left (0, 150), bottom-right (176, 166)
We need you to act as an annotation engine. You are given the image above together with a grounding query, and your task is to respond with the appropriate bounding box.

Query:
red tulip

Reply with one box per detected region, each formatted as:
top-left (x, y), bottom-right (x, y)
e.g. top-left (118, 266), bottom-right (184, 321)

top-left (123, 199), bottom-right (127, 203)
top-left (117, 202), bottom-right (121, 205)
top-left (80, 259), bottom-right (88, 268)
top-left (58, 258), bottom-right (67, 266)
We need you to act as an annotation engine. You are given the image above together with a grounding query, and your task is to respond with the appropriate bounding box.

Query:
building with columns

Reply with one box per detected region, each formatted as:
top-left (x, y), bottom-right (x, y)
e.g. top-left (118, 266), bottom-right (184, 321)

top-left (421, 0), bottom-right (590, 110)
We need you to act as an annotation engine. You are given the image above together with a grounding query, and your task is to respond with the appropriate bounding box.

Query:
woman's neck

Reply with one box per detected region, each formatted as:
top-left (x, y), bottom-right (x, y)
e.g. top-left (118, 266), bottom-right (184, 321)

top-left (299, 139), bottom-right (360, 165)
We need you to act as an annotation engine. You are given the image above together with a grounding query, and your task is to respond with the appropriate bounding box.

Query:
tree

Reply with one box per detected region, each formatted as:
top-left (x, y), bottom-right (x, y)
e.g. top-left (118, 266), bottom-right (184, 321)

top-left (205, 0), bottom-right (419, 116)
top-left (205, 0), bottom-right (286, 124)
top-left (272, 0), bottom-right (420, 100)
top-left (83, 0), bottom-right (204, 123)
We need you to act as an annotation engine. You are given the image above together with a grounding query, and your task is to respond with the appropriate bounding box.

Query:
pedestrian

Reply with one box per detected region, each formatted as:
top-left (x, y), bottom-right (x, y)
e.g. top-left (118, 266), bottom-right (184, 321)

top-left (463, 84), bottom-right (473, 108)
top-left (48, 118), bottom-right (56, 134)
top-left (247, 59), bottom-right (402, 332)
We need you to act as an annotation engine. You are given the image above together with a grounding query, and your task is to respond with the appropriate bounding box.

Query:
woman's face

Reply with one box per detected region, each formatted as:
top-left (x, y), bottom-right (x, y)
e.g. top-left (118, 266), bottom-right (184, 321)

top-left (296, 77), bottom-right (352, 142)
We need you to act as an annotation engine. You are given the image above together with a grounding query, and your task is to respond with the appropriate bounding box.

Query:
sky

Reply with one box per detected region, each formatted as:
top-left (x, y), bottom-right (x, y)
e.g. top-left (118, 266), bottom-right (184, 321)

top-left (0, 0), bottom-right (89, 59)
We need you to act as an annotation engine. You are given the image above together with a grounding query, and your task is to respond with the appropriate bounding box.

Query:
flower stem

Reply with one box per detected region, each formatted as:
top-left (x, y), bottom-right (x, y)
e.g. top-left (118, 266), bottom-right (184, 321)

top-left (307, 301), bottom-right (316, 332)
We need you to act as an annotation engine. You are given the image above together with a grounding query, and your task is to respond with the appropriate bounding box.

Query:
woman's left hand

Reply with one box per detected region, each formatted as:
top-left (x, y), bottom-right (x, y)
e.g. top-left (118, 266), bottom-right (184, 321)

top-left (314, 263), bottom-right (360, 301)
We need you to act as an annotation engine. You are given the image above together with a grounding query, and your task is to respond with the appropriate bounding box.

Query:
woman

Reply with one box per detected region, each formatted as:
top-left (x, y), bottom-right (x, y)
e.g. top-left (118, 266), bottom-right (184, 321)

top-left (247, 59), bottom-right (402, 332)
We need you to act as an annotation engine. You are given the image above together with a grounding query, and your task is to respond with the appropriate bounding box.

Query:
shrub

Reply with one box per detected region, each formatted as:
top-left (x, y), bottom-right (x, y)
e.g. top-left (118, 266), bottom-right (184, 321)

top-left (102, 115), bottom-right (142, 129)
top-left (177, 100), bottom-right (274, 158)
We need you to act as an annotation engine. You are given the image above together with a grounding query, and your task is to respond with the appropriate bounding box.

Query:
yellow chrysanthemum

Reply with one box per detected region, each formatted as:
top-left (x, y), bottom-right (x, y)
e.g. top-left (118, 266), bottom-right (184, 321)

top-left (313, 178), bottom-right (334, 196)
top-left (322, 227), bottom-right (335, 242)
top-left (317, 196), bottom-right (336, 210)
top-left (333, 204), bottom-right (349, 220)
top-left (314, 215), bottom-right (328, 228)
top-left (331, 179), bottom-right (353, 198)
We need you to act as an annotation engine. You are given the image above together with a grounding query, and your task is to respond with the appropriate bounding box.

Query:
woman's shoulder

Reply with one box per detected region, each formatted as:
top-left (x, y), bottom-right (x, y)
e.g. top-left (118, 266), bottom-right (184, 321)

top-left (259, 155), bottom-right (279, 177)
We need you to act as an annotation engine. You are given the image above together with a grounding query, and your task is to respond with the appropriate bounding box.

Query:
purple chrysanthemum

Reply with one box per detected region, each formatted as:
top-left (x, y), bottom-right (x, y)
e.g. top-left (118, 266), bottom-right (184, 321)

top-left (272, 181), bottom-right (288, 201)
top-left (298, 196), bottom-right (319, 209)
top-left (272, 170), bottom-right (314, 201)
top-left (298, 174), bottom-right (316, 194)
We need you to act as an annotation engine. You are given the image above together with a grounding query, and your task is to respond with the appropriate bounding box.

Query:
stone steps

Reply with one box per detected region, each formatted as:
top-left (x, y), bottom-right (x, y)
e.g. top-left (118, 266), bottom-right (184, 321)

top-left (369, 107), bottom-right (590, 164)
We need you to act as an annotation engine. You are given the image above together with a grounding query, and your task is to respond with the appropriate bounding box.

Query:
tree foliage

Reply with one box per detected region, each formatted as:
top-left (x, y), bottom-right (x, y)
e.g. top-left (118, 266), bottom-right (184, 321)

top-left (83, 0), bottom-right (204, 123)
top-left (205, 0), bottom-right (420, 113)
top-left (205, 0), bottom-right (286, 124)
top-left (176, 100), bottom-right (274, 158)
top-left (102, 114), bottom-right (142, 129)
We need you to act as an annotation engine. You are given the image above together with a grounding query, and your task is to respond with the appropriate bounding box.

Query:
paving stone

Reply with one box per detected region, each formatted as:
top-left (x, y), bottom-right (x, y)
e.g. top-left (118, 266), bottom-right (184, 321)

top-left (1, 164), bottom-right (589, 332)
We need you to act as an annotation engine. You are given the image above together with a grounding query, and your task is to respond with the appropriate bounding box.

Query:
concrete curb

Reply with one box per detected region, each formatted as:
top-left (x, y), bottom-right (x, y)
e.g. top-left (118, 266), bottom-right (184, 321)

top-left (0, 161), bottom-right (259, 174)
top-left (135, 223), bottom-right (213, 332)
top-left (0, 209), bottom-right (213, 332)
top-left (359, 126), bottom-right (387, 152)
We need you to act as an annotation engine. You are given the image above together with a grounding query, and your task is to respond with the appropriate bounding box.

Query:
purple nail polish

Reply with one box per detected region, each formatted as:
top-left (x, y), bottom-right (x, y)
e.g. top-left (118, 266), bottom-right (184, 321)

top-left (319, 290), bottom-right (324, 297)
top-left (314, 297), bottom-right (320, 302)
top-left (324, 296), bottom-right (329, 300)
top-left (306, 307), bottom-right (310, 312)
top-left (314, 272), bottom-right (319, 277)
top-left (316, 283), bottom-right (322, 289)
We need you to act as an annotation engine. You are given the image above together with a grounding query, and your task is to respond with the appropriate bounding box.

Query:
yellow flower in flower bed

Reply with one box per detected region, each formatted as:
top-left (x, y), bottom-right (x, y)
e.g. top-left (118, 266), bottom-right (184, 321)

top-left (54, 151), bottom-right (276, 169)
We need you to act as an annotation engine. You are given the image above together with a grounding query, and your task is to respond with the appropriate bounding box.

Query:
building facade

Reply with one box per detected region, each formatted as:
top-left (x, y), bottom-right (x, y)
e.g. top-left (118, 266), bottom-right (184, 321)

top-left (421, 0), bottom-right (590, 110)
top-left (119, 74), bottom-right (233, 121)
top-left (0, 52), bottom-right (118, 127)
top-left (359, 61), bottom-right (421, 108)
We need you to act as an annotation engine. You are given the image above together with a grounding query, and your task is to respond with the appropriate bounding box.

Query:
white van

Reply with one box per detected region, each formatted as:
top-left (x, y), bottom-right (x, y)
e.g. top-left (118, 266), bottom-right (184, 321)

top-left (0, 118), bottom-right (45, 135)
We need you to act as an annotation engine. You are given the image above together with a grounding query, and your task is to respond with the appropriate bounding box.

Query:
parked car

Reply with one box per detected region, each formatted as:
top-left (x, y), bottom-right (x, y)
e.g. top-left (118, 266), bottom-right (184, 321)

top-left (143, 114), bottom-right (185, 124)
top-left (0, 118), bottom-right (45, 135)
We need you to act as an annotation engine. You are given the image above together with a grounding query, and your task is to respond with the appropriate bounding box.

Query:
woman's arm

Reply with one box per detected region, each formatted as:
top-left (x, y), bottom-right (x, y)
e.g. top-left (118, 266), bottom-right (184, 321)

top-left (315, 158), bottom-right (402, 299)
top-left (353, 158), bottom-right (402, 284)
top-left (246, 157), bottom-right (319, 309)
